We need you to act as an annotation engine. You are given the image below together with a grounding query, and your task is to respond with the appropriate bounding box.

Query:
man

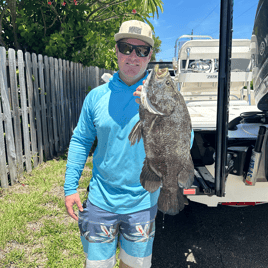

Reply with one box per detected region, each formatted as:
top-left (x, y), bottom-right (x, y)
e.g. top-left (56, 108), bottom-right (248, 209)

top-left (65, 20), bottom-right (194, 268)
top-left (65, 20), bottom-right (159, 268)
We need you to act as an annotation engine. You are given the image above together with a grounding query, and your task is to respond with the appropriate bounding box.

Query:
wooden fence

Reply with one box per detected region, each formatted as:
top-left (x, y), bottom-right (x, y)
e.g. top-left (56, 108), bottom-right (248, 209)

top-left (0, 46), bottom-right (113, 188)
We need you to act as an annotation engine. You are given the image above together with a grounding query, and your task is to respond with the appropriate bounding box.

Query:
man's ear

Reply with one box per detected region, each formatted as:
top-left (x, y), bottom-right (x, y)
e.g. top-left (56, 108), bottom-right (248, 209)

top-left (148, 49), bottom-right (153, 61)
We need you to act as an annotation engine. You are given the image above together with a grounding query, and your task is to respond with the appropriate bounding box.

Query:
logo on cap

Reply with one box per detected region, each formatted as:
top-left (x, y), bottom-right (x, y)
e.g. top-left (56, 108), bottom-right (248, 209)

top-left (128, 26), bottom-right (142, 34)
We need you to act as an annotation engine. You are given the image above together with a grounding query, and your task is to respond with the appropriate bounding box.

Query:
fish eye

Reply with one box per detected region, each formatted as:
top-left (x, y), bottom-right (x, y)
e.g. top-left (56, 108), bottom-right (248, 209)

top-left (166, 80), bottom-right (170, 85)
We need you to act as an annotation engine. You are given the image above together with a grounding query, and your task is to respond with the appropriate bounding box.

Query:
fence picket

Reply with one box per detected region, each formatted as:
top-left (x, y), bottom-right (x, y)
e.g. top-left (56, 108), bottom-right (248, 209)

top-left (18, 50), bottom-right (32, 172)
top-left (86, 67), bottom-right (90, 95)
top-left (62, 60), bottom-right (67, 144)
top-left (58, 59), bottom-right (66, 149)
top-left (70, 62), bottom-right (75, 130)
top-left (74, 63), bottom-right (78, 124)
top-left (95, 66), bottom-right (100, 88)
top-left (54, 58), bottom-right (63, 152)
top-left (0, 55), bottom-right (17, 185)
top-left (25, 52), bottom-right (38, 167)
top-left (38, 54), bottom-right (49, 160)
top-left (78, 63), bottom-right (81, 122)
top-left (89, 66), bottom-right (95, 90)
top-left (0, 103), bottom-right (8, 188)
top-left (49, 57), bottom-right (59, 153)
top-left (8, 48), bottom-right (23, 174)
top-left (66, 60), bottom-right (72, 139)
top-left (32, 53), bottom-right (43, 163)
top-left (44, 56), bottom-right (53, 158)
top-left (0, 47), bottom-right (10, 104)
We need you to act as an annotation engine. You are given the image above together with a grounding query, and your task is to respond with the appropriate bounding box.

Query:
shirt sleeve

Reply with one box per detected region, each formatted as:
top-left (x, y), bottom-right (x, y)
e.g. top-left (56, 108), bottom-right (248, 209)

top-left (64, 93), bottom-right (97, 196)
top-left (190, 129), bottom-right (194, 149)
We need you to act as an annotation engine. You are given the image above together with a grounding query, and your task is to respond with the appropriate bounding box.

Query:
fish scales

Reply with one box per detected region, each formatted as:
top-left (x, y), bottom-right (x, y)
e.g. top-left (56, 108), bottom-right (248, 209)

top-left (129, 65), bottom-right (194, 215)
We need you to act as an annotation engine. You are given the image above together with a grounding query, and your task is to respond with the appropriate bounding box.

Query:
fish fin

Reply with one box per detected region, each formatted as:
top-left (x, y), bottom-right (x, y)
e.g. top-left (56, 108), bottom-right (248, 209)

top-left (177, 157), bottom-right (195, 189)
top-left (140, 158), bottom-right (162, 193)
top-left (158, 186), bottom-right (187, 215)
top-left (148, 115), bottom-right (158, 134)
top-left (128, 120), bottom-right (142, 146)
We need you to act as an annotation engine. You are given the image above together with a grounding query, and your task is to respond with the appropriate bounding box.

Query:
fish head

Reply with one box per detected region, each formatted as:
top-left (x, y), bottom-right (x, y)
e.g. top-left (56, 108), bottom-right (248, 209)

top-left (140, 64), bottom-right (178, 116)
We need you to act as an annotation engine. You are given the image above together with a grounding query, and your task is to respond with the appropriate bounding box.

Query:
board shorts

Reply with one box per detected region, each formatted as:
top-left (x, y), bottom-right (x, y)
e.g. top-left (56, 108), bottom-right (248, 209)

top-left (78, 199), bottom-right (158, 268)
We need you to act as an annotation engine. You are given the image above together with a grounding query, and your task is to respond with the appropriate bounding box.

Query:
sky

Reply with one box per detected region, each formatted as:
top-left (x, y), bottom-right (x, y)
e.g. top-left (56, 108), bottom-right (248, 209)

top-left (150, 0), bottom-right (259, 61)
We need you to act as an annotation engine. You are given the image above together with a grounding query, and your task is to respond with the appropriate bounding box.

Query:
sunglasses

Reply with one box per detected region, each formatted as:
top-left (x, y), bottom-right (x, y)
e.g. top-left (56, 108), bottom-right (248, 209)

top-left (117, 42), bottom-right (151, 57)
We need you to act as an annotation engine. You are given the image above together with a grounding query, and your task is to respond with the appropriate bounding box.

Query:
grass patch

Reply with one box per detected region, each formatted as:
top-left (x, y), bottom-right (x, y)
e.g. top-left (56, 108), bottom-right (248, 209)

top-left (0, 153), bottom-right (120, 267)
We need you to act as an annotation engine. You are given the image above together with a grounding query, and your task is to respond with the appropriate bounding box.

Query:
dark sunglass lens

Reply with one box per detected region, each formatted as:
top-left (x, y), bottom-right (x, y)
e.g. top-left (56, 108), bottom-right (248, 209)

top-left (118, 43), bottom-right (132, 55)
top-left (136, 46), bottom-right (150, 57)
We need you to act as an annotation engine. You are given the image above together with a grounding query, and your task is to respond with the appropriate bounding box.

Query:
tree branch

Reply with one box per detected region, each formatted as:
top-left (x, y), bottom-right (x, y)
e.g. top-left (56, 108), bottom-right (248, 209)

top-left (40, 8), bottom-right (47, 37)
top-left (0, 4), bottom-right (7, 48)
top-left (88, 13), bottom-right (132, 22)
top-left (7, 0), bottom-right (21, 50)
top-left (86, 0), bottom-right (129, 22)
top-left (39, 0), bottom-right (62, 25)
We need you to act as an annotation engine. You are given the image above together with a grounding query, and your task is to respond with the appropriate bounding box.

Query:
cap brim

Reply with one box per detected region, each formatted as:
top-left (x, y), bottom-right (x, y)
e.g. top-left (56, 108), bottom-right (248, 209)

top-left (114, 33), bottom-right (154, 47)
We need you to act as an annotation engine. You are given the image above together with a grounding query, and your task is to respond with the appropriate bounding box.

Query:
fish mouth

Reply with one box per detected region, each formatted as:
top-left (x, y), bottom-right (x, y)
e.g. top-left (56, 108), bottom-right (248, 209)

top-left (154, 65), bottom-right (168, 79)
top-left (140, 70), bottom-right (165, 116)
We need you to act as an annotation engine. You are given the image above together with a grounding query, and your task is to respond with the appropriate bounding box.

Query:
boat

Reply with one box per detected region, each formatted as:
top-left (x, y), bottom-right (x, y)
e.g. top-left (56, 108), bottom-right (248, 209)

top-left (173, 35), bottom-right (254, 105)
top-left (171, 35), bottom-right (259, 130)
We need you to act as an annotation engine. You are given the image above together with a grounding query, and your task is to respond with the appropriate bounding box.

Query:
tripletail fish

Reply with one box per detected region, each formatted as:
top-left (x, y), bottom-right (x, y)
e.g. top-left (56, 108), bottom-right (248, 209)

top-left (129, 65), bottom-right (194, 215)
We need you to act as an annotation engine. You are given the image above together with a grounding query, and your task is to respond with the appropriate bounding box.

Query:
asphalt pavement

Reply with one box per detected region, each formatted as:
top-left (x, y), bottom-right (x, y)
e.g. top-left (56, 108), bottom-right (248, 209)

top-left (152, 202), bottom-right (268, 268)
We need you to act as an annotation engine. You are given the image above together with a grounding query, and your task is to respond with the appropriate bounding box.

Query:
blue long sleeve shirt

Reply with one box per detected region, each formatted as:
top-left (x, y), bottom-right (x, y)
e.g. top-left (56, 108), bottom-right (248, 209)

top-left (64, 71), bottom-right (194, 214)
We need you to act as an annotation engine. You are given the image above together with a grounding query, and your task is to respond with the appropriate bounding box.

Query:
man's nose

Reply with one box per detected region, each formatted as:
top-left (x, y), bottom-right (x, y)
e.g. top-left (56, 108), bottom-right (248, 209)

top-left (129, 49), bottom-right (139, 59)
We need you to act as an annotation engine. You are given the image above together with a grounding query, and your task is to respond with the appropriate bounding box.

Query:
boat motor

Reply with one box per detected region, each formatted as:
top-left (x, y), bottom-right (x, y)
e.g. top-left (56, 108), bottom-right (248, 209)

top-left (244, 0), bottom-right (268, 185)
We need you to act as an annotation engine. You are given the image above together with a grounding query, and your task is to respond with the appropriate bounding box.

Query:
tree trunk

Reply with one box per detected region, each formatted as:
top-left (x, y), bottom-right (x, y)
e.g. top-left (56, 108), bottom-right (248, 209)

top-left (7, 0), bottom-right (21, 50)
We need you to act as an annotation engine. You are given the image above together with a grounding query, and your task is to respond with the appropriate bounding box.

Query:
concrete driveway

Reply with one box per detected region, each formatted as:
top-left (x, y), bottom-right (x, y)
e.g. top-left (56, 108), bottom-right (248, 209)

top-left (152, 202), bottom-right (268, 268)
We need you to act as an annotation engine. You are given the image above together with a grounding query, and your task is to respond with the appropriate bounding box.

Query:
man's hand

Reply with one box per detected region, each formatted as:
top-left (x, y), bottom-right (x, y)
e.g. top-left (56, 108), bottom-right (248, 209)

top-left (65, 193), bottom-right (83, 221)
top-left (133, 80), bottom-right (145, 104)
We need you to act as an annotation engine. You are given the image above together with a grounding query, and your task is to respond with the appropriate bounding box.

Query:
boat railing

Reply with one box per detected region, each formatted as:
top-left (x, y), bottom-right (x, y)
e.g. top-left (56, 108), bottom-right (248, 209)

top-left (173, 36), bottom-right (253, 106)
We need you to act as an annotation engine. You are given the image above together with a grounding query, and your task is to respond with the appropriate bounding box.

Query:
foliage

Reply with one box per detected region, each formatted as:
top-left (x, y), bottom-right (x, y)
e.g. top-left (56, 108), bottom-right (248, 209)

top-left (151, 35), bottom-right (162, 62)
top-left (0, 0), bottom-right (163, 69)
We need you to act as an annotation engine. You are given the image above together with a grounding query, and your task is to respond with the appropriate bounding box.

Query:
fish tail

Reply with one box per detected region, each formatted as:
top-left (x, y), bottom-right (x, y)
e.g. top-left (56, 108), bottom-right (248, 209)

top-left (128, 120), bottom-right (142, 146)
top-left (158, 186), bottom-right (188, 215)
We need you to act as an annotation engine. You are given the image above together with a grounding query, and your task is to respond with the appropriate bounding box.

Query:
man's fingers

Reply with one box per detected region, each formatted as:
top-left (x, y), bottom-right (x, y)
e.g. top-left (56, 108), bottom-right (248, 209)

top-left (136, 85), bottom-right (142, 91)
top-left (65, 193), bottom-right (83, 221)
top-left (133, 91), bottom-right (141, 97)
top-left (67, 207), bottom-right (79, 221)
top-left (135, 98), bottom-right (141, 104)
top-left (76, 200), bottom-right (84, 212)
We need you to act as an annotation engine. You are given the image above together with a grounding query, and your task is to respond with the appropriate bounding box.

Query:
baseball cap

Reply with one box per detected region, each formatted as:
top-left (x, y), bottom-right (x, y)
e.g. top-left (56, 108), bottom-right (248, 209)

top-left (114, 20), bottom-right (154, 47)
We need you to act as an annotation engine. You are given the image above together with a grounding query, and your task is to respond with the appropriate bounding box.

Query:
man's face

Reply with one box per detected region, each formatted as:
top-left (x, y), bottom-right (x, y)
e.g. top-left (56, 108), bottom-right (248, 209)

top-left (115, 38), bottom-right (152, 85)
